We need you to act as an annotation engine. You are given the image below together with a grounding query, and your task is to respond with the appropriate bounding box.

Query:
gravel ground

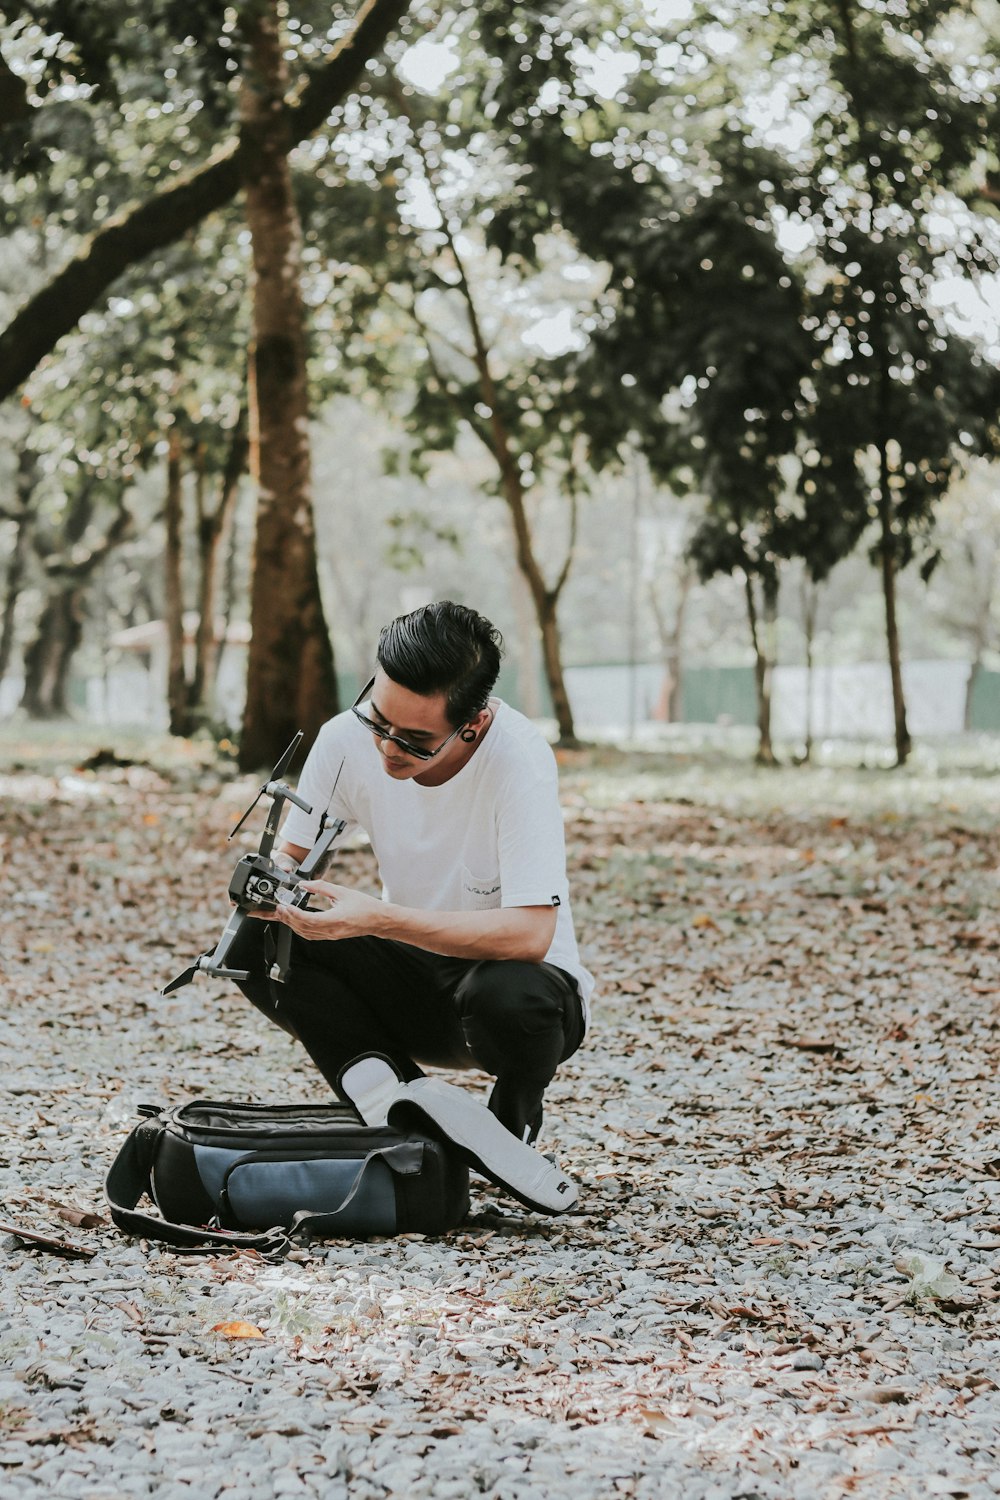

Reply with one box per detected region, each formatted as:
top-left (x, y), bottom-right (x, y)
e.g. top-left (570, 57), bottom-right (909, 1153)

top-left (1, 744), bottom-right (998, 1498)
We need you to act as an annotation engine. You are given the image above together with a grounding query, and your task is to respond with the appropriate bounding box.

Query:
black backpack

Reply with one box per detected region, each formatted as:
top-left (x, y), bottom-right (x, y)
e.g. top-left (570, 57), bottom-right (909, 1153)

top-left (106, 1097), bottom-right (470, 1254)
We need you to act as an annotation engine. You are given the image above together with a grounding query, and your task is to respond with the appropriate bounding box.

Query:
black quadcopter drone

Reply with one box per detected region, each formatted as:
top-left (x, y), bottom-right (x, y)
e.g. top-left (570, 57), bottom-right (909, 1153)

top-left (163, 732), bottom-right (345, 995)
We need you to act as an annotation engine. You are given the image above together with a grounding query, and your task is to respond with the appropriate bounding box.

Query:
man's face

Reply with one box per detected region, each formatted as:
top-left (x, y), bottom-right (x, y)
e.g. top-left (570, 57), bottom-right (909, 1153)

top-left (363, 668), bottom-right (465, 782)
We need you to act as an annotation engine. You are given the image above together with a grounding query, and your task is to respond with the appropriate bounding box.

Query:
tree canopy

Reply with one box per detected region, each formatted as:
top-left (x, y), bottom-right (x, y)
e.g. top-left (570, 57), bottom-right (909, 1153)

top-left (1, 0), bottom-right (999, 760)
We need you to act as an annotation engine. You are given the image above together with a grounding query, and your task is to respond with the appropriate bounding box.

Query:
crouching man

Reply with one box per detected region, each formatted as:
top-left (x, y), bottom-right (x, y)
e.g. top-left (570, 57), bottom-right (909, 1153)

top-left (232, 599), bottom-right (592, 1145)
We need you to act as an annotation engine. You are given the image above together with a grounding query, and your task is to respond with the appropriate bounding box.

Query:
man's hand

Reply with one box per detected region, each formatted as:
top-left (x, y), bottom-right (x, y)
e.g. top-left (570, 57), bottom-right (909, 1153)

top-left (266, 881), bottom-right (381, 941)
top-left (259, 880), bottom-right (557, 963)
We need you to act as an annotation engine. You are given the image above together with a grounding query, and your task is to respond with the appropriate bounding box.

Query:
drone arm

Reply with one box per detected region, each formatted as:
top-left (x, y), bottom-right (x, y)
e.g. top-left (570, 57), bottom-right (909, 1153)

top-left (257, 782), bottom-right (312, 859)
top-left (269, 730), bottom-right (303, 783)
top-left (295, 817), bottom-right (347, 879)
top-left (161, 907), bottom-right (251, 995)
top-left (202, 907), bottom-right (251, 975)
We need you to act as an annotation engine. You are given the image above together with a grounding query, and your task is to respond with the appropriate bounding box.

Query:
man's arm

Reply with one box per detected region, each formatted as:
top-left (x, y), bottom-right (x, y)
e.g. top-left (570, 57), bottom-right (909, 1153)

top-left (264, 879), bottom-right (557, 964)
top-left (276, 841), bottom-right (310, 869)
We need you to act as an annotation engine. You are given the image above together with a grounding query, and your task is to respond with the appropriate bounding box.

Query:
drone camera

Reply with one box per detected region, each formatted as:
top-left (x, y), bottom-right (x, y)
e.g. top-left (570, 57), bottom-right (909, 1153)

top-left (229, 852), bottom-right (311, 913)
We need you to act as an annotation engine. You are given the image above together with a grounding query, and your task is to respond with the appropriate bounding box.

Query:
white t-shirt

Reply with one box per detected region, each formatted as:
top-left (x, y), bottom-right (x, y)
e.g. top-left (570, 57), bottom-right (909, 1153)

top-left (280, 700), bottom-right (593, 1026)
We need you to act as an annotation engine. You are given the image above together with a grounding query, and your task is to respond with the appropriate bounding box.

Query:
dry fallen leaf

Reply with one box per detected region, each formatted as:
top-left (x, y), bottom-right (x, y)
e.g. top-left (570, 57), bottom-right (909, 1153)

top-left (212, 1320), bottom-right (265, 1340)
top-left (780, 1036), bottom-right (841, 1054)
top-left (50, 1201), bottom-right (106, 1230)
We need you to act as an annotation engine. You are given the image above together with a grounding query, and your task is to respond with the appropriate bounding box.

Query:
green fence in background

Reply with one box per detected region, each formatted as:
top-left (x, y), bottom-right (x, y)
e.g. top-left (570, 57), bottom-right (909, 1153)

top-left (968, 669), bottom-right (1000, 731)
top-left (60, 660), bottom-right (1000, 734)
top-left (679, 667), bottom-right (758, 727)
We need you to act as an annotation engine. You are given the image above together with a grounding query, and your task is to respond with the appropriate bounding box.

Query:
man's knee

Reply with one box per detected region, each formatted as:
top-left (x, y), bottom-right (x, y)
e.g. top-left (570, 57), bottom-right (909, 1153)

top-left (455, 960), bottom-right (567, 1041)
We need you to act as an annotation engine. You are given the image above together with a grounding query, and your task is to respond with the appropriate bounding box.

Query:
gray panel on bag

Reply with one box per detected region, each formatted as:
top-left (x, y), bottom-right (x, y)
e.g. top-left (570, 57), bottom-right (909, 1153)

top-left (192, 1143), bottom-right (247, 1202)
top-left (224, 1157), bottom-right (397, 1232)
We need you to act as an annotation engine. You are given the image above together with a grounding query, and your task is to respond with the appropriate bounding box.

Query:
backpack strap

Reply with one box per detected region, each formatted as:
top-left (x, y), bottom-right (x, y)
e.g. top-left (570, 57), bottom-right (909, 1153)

top-left (282, 1140), bottom-right (425, 1240)
top-left (104, 1118), bottom-right (290, 1255)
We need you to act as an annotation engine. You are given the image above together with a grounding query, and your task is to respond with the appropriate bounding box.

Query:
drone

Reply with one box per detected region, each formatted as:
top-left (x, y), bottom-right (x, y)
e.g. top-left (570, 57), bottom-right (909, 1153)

top-left (163, 732), bottom-right (345, 995)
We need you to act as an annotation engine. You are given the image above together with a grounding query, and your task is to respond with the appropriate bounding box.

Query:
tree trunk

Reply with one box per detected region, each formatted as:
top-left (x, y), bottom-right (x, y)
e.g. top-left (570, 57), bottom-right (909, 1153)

top-left (164, 422), bottom-right (192, 736)
top-left (664, 575), bottom-right (691, 724)
top-left (20, 478), bottom-right (130, 720)
top-left (214, 488), bottom-right (244, 686)
top-left (0, 447), bottom-right (36, 686)
top-left (801, 573), bottom-right (819, 763)
top-left (512, 565), bottom-right (543, 718)
top-left (964, 656), bottom-right (981, 733)
top-left (21, 587), bottom-right (84, 717)
top-left (650, 563), bottom-right (692, 723)
top-left (877, 447), bottom-right (911, 765)
top-left (960, 537), bottom-right (996, 733)
top-left (448, 323), bottom-right (578, 741)
top-left (744, 570), bottom-right (776, 766)
top-left (238, 3), bottom-right (337, 772)
top-left (192, 415), bottom-right (247, 723)
top-left (462, 395), bottom-right (576, 741)
top-left (536, 590), bottom-right (575, 744)
top-left (492, 462), bottom-right (577, 744)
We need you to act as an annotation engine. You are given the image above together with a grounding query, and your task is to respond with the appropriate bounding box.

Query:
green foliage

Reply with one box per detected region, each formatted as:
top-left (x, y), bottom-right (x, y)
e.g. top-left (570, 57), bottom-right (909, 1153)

top-left (473, 0), bottom-right (1000, 597)
top-left (4, 0), bottom-right (999, 721)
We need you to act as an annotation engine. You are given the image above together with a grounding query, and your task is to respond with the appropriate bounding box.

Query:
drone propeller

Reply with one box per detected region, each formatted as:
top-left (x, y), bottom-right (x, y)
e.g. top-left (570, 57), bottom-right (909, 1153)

top-left (161, 908), bottom-right (252, 995)
top-left (162, 961), bottom-right (200, 996)
top-left (229, 731), bottom-right (305, 843)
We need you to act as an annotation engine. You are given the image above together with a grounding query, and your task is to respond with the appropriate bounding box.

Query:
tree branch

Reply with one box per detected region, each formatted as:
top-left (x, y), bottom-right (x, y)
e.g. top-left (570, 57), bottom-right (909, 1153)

top-left (43, 488), bottom-right (134, 578)
top-left (0, 0), bottom-right (414, 403)
top-left (387, 285), bottom-right (494, 450)
top-left (551, 474), bottom-right (580, 604)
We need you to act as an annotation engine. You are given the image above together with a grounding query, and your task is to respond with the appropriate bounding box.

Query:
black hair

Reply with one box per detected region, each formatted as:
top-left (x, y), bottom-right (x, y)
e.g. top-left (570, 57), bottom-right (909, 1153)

top-left (376, 600), bottom-right (504, 726)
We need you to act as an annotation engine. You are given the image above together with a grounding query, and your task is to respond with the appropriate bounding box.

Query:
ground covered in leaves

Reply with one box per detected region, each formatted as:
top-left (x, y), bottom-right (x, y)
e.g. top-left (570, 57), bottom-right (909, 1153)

top-left (1, 726), bottom-right (998, 1499)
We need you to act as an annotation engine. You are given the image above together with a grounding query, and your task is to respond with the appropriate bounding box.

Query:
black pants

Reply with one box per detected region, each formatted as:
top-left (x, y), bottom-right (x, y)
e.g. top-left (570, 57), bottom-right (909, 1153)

top-left (227, 922), bottom-right (584, 1142)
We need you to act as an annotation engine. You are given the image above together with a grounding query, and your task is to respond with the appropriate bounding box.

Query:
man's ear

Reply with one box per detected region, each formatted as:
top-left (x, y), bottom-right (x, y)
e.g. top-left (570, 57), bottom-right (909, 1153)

top-left (469, 703), bottom-right (495, 733)
top-left (459, 705), bottom-right (491, 744)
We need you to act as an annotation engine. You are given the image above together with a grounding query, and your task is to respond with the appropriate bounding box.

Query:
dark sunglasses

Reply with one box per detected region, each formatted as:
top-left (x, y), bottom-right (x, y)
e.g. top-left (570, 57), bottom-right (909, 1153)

top-left (351, 676), bottom-right (467, 762)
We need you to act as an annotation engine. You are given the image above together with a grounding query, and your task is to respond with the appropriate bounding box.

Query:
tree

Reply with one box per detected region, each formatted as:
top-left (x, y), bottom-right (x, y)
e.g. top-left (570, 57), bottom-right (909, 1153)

top-left (2, 1), bottom-right (418, 762)
top-left (237, 1), bottom-right (337, 768)
top-left (689, 501), bottom-right (784, 764)
top-left (481, 0), bottom-right (1000, 763)
top-left (2, 205), bottom-right (255, 722)
top-left (467, 3), bottom-right (815, 757)
top-left (0, 431), bottom-right (38, 690)
top-left (794, 0), bottom-right (1000, 763)
top-left (299, 94), bottom-right (605, 742)
top-left (20, 476), bottom-right (133, 717)
top-left (164, 405), bottom-right (248, 736)
top-left (0, 0), bottom-right (415, 400)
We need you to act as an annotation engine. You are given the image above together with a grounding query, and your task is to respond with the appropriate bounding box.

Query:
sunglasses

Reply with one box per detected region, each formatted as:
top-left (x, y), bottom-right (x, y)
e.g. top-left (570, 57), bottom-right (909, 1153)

top-left (351, 676), bottom-right (468, 762)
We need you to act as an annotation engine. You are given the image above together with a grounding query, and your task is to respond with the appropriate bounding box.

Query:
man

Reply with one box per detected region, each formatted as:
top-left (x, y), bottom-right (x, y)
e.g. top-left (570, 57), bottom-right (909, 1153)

top-left (233, 600), bottom-right (592, 1145)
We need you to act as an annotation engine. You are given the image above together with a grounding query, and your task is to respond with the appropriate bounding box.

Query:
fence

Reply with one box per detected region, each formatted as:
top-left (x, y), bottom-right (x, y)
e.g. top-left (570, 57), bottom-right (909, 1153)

top-left (563, 659), bottom-right (998, 738)
top-left (4, 657), bottom-right (999, 738)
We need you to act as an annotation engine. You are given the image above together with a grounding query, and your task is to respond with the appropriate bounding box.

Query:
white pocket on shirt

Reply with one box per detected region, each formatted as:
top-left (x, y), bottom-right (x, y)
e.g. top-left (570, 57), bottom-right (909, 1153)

top-left (461, 867), bottom-right (502, 910)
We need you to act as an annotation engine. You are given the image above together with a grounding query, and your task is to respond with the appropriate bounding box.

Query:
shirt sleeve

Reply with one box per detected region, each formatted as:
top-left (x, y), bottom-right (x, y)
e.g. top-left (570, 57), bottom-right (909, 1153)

top-left (496, 751), bottom-right (569, 910)
top-left (279, 715), bottom-right (359, 851)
